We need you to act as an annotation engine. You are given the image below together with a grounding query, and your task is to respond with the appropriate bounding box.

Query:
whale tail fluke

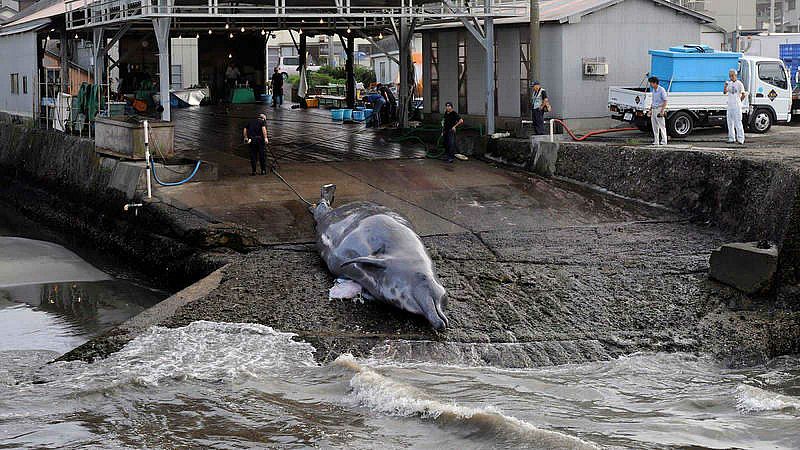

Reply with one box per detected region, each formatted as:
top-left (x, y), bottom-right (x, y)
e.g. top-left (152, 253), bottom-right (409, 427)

top-left (312, 184), bottom-right (337, 219)
top-left (321, 184), bottom-right (336, 206)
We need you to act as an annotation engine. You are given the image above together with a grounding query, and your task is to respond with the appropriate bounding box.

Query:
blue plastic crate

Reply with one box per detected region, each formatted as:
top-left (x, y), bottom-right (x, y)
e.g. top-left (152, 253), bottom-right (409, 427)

top-left (649, 46), bottom-right (741, 92)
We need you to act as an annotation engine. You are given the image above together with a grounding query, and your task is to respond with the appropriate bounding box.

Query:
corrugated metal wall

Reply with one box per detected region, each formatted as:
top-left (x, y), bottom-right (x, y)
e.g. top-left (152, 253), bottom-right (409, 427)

top-left (0, 30), bottom-right (37, 117)
top-left (422, 0), bottom-right (704, 124)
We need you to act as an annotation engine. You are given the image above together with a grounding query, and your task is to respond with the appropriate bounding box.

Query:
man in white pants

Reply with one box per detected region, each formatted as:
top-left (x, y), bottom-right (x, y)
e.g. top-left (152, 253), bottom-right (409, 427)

top-left (648, 76), bottom-right (668, 145)
top-left (724, 69), bottom-right (746, 145)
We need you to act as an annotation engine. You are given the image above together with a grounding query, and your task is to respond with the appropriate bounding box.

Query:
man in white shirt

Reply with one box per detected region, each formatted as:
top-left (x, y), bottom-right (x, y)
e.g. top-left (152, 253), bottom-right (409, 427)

top-left (648, 76), bottom-right (668, 146)
top-left (724, 69), bottom-right (746, 145)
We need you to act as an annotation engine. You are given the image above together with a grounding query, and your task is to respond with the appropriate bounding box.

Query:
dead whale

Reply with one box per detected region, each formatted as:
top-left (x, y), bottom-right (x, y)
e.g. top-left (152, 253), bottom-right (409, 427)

top-left (312, 185), bottom-right (449, 329)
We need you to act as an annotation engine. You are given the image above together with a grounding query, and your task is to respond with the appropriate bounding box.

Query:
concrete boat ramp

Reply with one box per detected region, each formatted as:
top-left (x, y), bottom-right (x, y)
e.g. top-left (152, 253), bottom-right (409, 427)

top-left (3, 107), bottom-right (794, 368)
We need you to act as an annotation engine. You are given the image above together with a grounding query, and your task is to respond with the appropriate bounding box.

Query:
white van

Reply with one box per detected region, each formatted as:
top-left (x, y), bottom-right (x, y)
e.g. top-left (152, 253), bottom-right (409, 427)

top-left (275, 56), bottom-right (321, 78)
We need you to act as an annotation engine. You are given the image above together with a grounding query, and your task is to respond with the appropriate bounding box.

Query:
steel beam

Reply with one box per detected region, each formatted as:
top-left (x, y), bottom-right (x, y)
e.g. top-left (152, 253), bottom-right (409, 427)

top-left (153, 17), bottom-right (171, 121)
top-left (345, 34), bottom-right (355, 108)
top-left (485, 0), bottom-right (495, 135)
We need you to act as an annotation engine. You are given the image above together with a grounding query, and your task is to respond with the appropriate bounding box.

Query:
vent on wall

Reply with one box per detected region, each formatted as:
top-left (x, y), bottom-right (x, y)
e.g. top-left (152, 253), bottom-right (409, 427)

top-left (582, 57), bottom-right (608, 79)
top-left (583, 62), bottom-right (608, 76)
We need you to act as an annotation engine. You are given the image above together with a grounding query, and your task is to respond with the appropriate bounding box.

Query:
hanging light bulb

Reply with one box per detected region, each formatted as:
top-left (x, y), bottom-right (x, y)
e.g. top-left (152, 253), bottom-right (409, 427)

top-left (208, 29), bottom-right (212, 34)
top-left (74, 33), bottom-right (79, 39)
top-left (319, 18), bottom-right (324, 24)
top-left (229, 32), bottom-right (233, 38)
top-left (225, 23), bottom-right (230, 29)
top-left (196, 33), bottom-right (200, 39)
top-left (261, 29), bottom-right (266, 36)
top-left (378, 32), bottom-right (383, 39)
top-left (301, 19), bottom-right (305, 23)
top-left (347, 27), bottom-right (351, 34)
top-left (228, 53), bottom-right (232, 58)
top-left (240, 26), bottom-right (245, 33)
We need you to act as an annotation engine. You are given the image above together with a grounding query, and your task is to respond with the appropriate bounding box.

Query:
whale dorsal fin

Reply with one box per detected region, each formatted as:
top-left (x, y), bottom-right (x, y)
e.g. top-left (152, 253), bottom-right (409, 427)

top-left (341, 256), bottom-right (387, 269)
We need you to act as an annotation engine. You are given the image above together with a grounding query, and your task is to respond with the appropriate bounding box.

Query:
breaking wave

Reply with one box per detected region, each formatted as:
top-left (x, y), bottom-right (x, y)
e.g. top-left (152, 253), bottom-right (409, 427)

top-left (735, 384), bottom-right (800, 414)
top-left (55, 321), bottom-right (318, 389)
top-left (333, 354), bottom-right (598, 449)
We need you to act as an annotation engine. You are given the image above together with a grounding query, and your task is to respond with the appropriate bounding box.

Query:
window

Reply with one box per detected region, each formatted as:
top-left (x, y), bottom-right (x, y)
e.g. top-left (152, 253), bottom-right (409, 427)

top-left (22, 76), bottom-right (27, 94)
top-left (10, 73), bottom-right (18, 95)
top-left (457, 32), bottom-right (467, 113)
top-left (283, 56), bottom-right (299, 66)
top-left (790, 0), bottom-right (796, 11)
top-left (171, 64), bottom-right (183, 90)
top-left (430, 33), bottom-right (439, 113)
top-left (759, 62), bottom-right (788, 89)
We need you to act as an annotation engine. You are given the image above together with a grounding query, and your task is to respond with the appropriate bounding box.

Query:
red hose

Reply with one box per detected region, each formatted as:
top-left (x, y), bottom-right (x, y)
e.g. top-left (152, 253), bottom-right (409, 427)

top-left (550, 118), bottom-right (638, 142)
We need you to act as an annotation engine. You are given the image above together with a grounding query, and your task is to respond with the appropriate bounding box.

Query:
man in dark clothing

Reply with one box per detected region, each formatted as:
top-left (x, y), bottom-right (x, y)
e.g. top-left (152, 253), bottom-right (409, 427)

top-left (271, 67), bottom-right (284, 107)
top-left (442, 102), bottom-right (464, 163)
top-left (243, 113), bottom-right (269, 175)
top-left (379, 83), bottom-right (397, 123)
top-left (366, 92), bottom-right (386, 127)
top-left (530, 80), bottom-right (550, 135)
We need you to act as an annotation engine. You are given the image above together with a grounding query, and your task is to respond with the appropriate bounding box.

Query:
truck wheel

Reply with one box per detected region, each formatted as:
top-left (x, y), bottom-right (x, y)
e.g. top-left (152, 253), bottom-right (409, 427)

top-left (667, 111), bottom-right (694, 138)
top-left (750, 109), bottom-right (772, 133)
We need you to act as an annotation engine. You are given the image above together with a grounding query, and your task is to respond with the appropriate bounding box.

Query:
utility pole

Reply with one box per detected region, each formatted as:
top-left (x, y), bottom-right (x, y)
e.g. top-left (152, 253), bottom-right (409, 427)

top-left (529, 0), bottom-right (540, 82)
top-left (771, 0), bottom-right (776, 33)
top-left (734, 0), bottom-right (741, 52)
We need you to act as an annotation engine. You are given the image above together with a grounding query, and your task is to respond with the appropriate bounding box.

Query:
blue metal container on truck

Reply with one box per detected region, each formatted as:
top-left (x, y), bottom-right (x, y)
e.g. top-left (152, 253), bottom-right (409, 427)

top-left (649, 45), bottom-right (741, 92)
top-left (779, 43), bottom-right (800, 87)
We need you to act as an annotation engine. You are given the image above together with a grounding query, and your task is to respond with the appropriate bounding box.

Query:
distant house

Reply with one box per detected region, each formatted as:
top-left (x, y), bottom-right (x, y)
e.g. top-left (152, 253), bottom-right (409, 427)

top-left (370, 35), bottom-right (422, 91)
top-left (0, 0), bottom-right (19, 23)
top-left (420, 0), bottom-right (718, 129)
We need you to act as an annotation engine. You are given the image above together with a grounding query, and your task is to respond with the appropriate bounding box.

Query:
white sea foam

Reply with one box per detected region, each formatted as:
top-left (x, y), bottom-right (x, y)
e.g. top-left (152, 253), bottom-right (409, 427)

top-left (735, 384), bottom-right (800, 414)
top-left (63, 321), bottom-right (318, 389)
top-left (333, 354), bottom-right (599, 450)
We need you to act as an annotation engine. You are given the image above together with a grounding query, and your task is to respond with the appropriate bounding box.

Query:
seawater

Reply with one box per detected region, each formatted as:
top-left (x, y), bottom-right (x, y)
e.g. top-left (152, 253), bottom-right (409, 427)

top-left (1, 321), bottom-right (798, 449)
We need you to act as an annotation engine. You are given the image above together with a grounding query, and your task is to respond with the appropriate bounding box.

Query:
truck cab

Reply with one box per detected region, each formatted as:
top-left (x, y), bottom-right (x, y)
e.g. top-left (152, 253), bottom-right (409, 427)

top-left (739, 56), bottom-right (792, 132)
top-left (609, 50), bottom-right (791, 137)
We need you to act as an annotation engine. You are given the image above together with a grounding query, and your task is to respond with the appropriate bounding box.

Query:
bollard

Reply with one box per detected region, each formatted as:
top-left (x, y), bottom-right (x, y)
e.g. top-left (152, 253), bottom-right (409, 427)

top-left (549, 119), bottom-right (554, 142)
top-left (144, 120), bottom-right (152, 199)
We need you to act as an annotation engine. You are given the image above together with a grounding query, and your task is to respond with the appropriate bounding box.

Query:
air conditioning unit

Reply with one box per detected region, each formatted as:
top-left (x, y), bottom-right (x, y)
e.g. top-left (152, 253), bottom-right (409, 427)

top-left (583, 62), bottom-right (609, 76)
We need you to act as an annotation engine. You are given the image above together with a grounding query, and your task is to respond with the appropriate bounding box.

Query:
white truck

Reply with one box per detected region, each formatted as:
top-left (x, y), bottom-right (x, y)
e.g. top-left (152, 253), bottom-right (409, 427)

top-left (609, 55), bottom-right (792, 137)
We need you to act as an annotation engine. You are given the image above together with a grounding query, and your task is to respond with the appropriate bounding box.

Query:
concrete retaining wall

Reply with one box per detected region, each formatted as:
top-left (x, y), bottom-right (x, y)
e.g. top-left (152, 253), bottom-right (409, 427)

top-left (0, 120), bottom-right (252, 289)
top-left (483, 138), bottom-right (800, 297)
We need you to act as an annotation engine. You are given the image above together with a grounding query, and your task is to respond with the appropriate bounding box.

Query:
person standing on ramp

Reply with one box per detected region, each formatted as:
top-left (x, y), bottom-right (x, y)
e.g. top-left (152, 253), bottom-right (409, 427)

top-left (243, 113), bottom-right (269, 176)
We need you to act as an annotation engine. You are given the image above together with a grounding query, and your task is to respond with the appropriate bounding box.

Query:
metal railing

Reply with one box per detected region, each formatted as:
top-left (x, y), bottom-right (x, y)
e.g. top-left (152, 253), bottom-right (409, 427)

top-left (66, 0), bottom-right (527, 30)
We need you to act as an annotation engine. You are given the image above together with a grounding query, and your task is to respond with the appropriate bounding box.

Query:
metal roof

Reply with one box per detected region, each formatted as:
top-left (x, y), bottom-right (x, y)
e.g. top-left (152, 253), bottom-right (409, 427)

top-left (2, 0), bottom-right (63, 28)
top-left (539, 0), bottom-right (713, 24)
top-left (418, 0), bottom-right (714, 30)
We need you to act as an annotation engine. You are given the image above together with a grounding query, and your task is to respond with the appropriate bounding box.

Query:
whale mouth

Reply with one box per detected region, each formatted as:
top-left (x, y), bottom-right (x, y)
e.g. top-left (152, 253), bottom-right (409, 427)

top-left (432, 301), bottom-right (450, 330)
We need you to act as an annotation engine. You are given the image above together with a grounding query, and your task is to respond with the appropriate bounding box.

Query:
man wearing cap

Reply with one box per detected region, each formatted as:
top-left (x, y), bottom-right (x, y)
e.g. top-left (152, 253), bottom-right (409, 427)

top-left (442, 102), bottom-right (464, 163)
top-left (530, 81), bottom-right (550, 135)
top-left (243, 113), bottom-right (269, 175)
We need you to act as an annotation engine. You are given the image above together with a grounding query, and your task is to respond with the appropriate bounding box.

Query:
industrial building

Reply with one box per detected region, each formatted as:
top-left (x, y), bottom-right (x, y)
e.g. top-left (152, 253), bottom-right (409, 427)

top-left (421, 0), bottom-right (717, 129)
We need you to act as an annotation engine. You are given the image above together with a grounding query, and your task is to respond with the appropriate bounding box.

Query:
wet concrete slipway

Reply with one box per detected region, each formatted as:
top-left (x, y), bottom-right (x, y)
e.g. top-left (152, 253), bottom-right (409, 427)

top-left (1, 108), bottom-right (799, 448)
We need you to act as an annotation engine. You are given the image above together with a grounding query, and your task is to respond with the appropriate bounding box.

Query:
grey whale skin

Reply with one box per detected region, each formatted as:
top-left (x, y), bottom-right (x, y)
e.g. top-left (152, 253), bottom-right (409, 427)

top-left (312, 196), bottom-right (449, 330)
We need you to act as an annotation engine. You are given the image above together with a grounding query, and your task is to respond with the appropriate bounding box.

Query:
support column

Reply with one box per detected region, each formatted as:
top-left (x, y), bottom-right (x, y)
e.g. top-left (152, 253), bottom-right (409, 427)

top-left (529, 0), bottom-right (540, 82)
top-left (299, 33), bottom-right (307, 107)
top-left (92, 27), bottom-right (104, 87)
top-left (345, 34), bottom-right (355, 108)
top-left (153, 17), bottom-right (171, 121)
top-left (485, 0), bottom-right (496, 135)
top-left (398, 17), bottom-right (412, 128)
top-left (59, 26), bottom-right (70, 94)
